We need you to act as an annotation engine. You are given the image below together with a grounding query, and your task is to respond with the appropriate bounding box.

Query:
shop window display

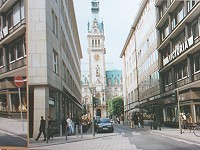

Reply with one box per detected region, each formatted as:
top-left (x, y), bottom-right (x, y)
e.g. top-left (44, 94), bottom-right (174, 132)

top-left (0, 94), bottom-right (7, 112)
top-left (196, 105), bottom-right (200, 123)
top-left (11, 93), bottom-right (27, 112)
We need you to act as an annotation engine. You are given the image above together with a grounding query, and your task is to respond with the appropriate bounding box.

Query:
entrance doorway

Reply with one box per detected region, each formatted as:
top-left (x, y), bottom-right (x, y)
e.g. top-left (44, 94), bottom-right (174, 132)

top-left (96, 109), bottom-right (101, 117)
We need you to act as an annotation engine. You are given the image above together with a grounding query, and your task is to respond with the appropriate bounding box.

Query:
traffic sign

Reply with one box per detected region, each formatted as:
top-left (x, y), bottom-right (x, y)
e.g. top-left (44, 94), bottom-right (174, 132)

top-left (14, 76), bottom-right (24, 87)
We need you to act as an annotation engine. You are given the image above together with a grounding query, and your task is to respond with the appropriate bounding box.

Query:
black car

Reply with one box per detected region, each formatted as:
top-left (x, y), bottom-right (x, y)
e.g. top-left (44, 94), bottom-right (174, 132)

top-left (96, 118), bottom-right (114, 133)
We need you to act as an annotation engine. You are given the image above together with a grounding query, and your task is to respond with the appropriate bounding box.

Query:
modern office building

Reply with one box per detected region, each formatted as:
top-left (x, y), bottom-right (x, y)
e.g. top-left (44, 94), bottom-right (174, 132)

top-left (0, 0), bottom-right (27, 118)
top-left (27, 0), bottom-right (82, 137)
top-left (121, 0), bottom-right (160, 122)
top-left (156, 0), bottom-right (200, 127)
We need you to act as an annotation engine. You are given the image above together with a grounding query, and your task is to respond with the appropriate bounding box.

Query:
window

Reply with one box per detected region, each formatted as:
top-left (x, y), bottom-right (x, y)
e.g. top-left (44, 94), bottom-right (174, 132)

top-left (13, 3), bottom-right (20, 26)
top-left (176, 61), bottom-right (188, 80)
top-left (53, 50), bottom-right (58, 74)
top-left (52, 10), bottom-right (55, 33)
top-left (194, 53), bottom-right (200, 73)
top-left (21, 0), bottom-right (25, 20)
top-left (191, 21), bottom-right (199, 40)
top-left (0, 49), bottom-right (3, 67)
top-left (55, 15), bottom-right (58, 37)
top-left (7, 11), bottom-right (13, 29)
top-left (16, 40), bottom-right (23, 59)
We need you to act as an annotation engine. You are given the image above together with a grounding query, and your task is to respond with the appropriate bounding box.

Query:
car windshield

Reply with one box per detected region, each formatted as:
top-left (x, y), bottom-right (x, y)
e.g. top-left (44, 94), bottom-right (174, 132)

top-left (100, 118), bottom-right (111, 123)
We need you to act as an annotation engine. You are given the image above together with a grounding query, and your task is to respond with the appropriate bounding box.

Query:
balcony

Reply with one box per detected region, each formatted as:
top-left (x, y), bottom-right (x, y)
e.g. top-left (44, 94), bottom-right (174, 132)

top-left (157, 2), bottom-right (200, 51)
top-left (0, 57), bottom-right (26, 78)
top-left (0, 0), bottom-right (17, 13)
top-left (0, 19), bottom-right (26, 45)
top-left (156, 0), bottom-right (182, 28)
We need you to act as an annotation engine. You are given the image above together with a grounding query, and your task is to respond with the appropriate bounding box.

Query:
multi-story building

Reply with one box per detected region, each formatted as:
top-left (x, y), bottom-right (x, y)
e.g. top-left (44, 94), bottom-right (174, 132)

top-left (27, 0), bottom-right (82, 137)
top-left (86, 0), bottom-right (107, 118)
top-left (81, 1), bottom-right (123, 119)
top-left (0, 0), bottom-right (27, 118)
top-left (156, 0), bottom-right (200, 127)
top-left (121, 0), bottom-right (160, 122)
top-left (106, 70), bottom-right (123, 101)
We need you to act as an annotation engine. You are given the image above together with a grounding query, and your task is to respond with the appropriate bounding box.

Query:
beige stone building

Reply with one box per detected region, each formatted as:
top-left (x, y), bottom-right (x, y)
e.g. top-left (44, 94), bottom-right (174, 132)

top-left (27, 0), bottom-right (82, 137)
top-left (120, 0), bottom-right (160, 123)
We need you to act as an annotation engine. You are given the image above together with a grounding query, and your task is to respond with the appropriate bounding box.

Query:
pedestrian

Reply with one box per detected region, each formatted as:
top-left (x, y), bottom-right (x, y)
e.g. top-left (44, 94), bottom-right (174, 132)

top-left (47, 116), bottom-right (53, 140)
top-left (35, 116), bottom-right (46, 141)
top-left (180, 113), bottom-right (186, 133)
top-left (62, 117), bottom-right (67, 133)
top-left (130, 113), bottom-right (134, 128)
top-left (133, 113), bottom-right (138, 128)
top-left (67, 116), bottom-right (73, 135)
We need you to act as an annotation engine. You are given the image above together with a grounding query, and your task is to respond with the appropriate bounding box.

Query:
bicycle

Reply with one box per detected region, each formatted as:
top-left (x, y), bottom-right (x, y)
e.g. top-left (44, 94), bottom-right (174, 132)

top-left (193, 123), bottom-right (200, 137)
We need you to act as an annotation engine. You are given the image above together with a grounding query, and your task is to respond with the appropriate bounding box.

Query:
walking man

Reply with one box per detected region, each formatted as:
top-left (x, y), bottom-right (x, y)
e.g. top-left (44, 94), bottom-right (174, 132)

top-left (35, 116), bottom-right (46, 141)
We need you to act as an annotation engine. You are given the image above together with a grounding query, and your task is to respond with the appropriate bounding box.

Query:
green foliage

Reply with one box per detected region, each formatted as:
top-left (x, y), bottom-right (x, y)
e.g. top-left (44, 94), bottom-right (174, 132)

top-left (108, 96), bottom-right (124, 117)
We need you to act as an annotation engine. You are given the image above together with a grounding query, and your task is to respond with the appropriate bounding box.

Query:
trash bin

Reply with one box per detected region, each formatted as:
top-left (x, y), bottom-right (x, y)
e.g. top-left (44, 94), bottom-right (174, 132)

top-left (153, 122), bottom-right (157, 130)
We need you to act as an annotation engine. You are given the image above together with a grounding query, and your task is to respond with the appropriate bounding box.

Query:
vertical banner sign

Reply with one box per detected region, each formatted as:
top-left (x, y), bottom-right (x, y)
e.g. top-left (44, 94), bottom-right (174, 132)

top-left (14, 76), bottom-right (24, 131)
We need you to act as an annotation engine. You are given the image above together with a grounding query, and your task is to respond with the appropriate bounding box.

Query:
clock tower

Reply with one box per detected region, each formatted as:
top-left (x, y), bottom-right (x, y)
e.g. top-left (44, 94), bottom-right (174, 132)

top-left (88, 0), bottom-right (107, 118)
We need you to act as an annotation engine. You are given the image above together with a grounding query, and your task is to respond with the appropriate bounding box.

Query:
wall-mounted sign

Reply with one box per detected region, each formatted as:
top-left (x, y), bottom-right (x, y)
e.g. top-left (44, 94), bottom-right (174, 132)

top-left (163, 36), bottom-right (193, 66)
top-left (49, 97), bottom-right (55, 106)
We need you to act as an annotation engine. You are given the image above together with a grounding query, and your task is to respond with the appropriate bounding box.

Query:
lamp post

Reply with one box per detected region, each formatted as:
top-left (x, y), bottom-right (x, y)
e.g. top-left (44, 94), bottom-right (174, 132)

top-left (89, 86), bottom-right (96, 137)
top-left (177, 88), bottom-right (182, 134)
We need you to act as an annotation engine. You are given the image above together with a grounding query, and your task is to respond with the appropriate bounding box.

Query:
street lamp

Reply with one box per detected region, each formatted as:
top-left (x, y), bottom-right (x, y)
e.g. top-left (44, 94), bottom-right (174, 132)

top-left (89, 86), bottom-right (96, 137)
top-left (177, 88), bottom-right (182, 134)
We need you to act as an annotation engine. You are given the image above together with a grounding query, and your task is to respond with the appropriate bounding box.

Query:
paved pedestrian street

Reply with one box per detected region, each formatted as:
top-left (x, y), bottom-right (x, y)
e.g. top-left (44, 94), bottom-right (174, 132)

top-left (30, 134), bottom-right (138, 150)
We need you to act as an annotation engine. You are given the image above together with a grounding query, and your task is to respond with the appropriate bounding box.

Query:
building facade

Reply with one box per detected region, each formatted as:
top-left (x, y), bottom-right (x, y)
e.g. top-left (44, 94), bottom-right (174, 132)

top-left (81, 1), bottom-right (123, 119)
top-left (121, 0), bottom-right (160, 123)
top-left (106, 70), bottom-right (123, 101)
top-left (87, 0), bottom-right (107, 118)
top-left (0, 0), bottom-right (27, 118)
top-left (27, 0), bottom-right (82, 137)
top-left (156, 0), bottom-right (200, 127)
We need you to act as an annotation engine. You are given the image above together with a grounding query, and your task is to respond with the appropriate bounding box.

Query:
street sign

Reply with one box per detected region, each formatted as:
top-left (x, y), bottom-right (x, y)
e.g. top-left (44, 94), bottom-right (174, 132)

top-left (14, 76), bottom-right (24, 87)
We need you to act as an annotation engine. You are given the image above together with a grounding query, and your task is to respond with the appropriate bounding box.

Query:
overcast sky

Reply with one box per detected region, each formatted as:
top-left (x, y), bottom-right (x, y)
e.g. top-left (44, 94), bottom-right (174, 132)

top-left (73, 0), bottom-right (141, 72)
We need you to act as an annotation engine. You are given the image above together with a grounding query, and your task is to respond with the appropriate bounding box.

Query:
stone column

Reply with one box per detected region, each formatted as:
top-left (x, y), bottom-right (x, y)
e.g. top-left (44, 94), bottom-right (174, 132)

top-left (33, 86), bottom-right (49, 138)
top-left (171, 67), bottom-right (176, 89)
top-left (187, 55), bottom-right (193, 83)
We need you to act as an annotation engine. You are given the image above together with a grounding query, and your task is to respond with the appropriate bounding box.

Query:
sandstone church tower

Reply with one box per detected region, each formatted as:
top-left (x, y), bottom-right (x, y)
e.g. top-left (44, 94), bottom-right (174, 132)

top-left (87, 0), bottom-right (107, 117)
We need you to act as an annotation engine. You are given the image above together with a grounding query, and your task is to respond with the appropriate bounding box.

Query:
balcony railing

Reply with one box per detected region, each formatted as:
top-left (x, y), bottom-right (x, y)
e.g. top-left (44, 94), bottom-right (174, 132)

top-left (175, 77), bottom-right (189, 88)
top-left (0, 18), bottom-right (26, 44)
top-left (8, 57), bottom-right (26, 71)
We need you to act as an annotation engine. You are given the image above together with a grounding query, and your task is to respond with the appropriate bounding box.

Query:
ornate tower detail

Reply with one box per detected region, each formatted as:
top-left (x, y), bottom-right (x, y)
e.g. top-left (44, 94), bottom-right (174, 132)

top-left (88, 0), bottom-right (107, 118)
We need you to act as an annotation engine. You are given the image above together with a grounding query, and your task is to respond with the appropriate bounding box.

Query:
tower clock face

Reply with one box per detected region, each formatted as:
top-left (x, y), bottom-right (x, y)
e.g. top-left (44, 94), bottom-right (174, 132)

top-left (94, 54), bottom-right (100, 61)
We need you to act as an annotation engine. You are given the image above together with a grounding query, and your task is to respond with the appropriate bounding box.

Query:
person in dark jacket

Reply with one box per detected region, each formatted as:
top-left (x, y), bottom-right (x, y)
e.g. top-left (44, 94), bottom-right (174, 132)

top-left (47, 116), bottom-right (53, 140)
top-left (35, 116), bottom-right (46, 141)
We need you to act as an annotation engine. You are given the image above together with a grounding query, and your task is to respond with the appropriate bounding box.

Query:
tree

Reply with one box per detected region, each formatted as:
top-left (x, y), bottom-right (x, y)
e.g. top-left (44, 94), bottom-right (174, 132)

top-left (108, 96), bottom-right (124, 118)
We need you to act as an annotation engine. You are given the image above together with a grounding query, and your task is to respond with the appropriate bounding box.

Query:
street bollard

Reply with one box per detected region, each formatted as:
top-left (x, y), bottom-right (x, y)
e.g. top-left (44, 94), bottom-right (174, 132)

top-left (76, 125), bottom-right (78, 137)
top-left (60, 125), bottom-right (62, 137)
top-left (81, 124), bottom-right (83, 139)
top-left (150, 122), bottom-right (152, 129)
top-left (66, 126), bottom-right (68, 141)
